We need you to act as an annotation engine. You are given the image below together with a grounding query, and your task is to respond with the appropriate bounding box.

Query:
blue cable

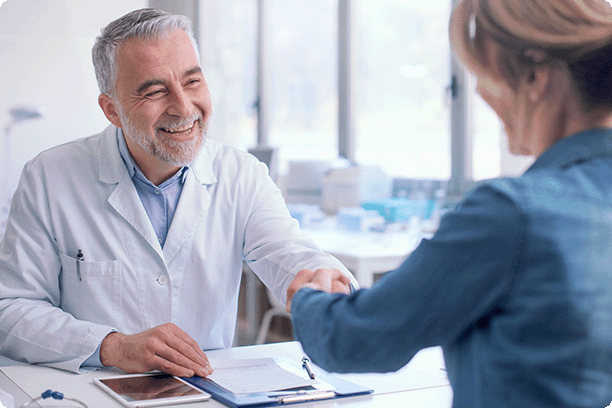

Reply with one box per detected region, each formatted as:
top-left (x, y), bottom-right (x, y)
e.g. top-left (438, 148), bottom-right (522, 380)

top-left (20, 389), bottom-right (88, 408)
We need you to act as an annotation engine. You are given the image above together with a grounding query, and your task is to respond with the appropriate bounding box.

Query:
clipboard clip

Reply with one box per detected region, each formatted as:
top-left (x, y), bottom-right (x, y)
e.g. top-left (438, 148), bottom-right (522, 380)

top-left (276, 389), bottom-right (336, 404)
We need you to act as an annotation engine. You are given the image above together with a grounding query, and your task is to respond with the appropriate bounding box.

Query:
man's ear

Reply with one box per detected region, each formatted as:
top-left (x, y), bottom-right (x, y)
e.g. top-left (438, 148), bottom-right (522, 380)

top-left (98, 94), bottom-right (123, 128)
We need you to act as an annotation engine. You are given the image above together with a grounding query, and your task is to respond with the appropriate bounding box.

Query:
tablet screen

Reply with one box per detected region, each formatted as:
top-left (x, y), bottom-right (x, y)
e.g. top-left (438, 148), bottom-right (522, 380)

top-left (96, 373), bottom-right (209, 406)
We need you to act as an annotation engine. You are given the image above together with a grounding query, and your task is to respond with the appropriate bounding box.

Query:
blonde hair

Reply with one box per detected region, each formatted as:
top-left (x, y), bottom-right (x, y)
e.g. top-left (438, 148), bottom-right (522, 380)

top-left (450, 0), bottom-right (612, 108)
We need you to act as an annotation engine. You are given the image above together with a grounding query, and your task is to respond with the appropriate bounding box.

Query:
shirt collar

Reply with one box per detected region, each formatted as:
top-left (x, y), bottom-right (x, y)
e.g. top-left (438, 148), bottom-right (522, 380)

top-left (525, 128), bottom-right (612, 174)
top-left (117, 128), bottom-right (190, 186)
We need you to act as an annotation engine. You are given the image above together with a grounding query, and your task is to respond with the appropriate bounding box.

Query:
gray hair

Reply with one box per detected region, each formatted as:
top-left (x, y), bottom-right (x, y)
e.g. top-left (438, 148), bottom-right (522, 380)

top-left (92, 8), bottom-right (200, 96)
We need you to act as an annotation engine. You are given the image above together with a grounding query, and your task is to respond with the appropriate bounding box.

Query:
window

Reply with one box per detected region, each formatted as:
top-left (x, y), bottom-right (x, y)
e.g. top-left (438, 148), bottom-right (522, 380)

top-left (198, 0), bottom-right (258, 151)
top-left (355, 0), bottom-right (452, 180)
top-left (471, 75), bottom-right (534, 180)
top-left (195, 0), bottom-right (525, 196)
top-left (472, 84), bottom-right (502, 181)
top-left (267, 0), bottom-right (339, 169)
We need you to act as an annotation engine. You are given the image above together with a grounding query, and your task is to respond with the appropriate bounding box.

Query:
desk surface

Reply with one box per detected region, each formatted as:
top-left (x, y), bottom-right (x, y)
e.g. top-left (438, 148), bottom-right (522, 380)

top-left (303, 223), bottom-right (430, 287)
top-left (0, 341), bottom-right (452, 408)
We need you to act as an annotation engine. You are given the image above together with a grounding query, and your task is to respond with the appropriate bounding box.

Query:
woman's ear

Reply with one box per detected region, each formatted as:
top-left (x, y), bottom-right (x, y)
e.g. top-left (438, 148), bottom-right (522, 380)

top-left (521, 49), bottom-right (552, 103)
top-left (98, 94), bottom-right (123, 128)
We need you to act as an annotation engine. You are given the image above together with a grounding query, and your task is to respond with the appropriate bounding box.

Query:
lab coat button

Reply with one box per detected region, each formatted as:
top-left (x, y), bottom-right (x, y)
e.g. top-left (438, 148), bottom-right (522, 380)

top-left (157, 275), bottom-right (169, 285)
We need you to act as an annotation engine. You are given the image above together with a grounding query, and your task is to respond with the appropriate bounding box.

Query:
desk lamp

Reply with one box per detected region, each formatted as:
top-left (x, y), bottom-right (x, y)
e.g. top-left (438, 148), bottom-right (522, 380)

top-left (1, 106), bottom-right (45, 232)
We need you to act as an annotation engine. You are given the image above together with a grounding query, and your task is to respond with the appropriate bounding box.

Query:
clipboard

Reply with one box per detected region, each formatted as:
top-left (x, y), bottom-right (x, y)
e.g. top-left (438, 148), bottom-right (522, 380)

top-left (182, 358), bottom-right (373, 407)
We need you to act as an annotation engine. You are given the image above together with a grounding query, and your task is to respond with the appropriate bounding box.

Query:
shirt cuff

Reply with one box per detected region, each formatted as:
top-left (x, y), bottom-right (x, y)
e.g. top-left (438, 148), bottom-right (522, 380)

top-left (81, 343), bottom-right (103, 368)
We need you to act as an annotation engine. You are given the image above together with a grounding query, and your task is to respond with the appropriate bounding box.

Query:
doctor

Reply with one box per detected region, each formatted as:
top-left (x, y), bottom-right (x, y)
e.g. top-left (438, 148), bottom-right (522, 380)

top-left (0, 8), bottom-right (354, 377)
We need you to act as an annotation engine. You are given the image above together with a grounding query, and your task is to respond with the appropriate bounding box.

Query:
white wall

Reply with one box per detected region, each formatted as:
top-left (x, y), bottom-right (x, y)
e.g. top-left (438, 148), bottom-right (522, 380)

top-left (0, 0), bottom-right (146, 199)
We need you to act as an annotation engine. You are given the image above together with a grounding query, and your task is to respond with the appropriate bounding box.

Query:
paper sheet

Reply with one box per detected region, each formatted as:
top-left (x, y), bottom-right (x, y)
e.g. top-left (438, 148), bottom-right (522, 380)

top-left (207, 357), bottom-right (317, 394)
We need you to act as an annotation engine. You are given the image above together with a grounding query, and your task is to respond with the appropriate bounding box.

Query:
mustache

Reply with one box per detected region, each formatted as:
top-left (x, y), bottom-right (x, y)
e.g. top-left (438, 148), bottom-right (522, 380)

top-left (156, 112), bottom-right (203, 132)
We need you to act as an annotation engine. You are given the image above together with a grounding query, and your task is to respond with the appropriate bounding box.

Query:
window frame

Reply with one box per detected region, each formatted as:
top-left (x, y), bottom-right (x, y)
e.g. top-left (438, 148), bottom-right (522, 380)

top-left (266, 0), bottom-right (479, 199)
top-left (157, 0), bottom-right (487, 199)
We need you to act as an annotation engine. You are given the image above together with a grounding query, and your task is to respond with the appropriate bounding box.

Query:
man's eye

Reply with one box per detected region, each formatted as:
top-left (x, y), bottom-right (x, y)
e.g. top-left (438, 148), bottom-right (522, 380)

top-left (145, 90), bottom-right (165, 98)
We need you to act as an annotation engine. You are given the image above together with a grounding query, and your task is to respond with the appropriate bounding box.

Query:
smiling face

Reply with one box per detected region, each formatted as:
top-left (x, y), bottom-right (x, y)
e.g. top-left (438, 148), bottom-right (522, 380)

top-left (99, 29), bottom-right (212, 183)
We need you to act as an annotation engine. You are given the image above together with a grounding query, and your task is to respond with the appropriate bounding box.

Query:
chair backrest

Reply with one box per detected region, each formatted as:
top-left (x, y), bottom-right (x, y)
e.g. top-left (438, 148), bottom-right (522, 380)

top-left (248, 147), bottom-right (279, 183)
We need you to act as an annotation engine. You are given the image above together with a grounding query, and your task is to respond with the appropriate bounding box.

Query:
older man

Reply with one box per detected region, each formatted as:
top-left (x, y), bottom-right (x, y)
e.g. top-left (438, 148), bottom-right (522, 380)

top-left (0, 8), bottom-right (354, 377)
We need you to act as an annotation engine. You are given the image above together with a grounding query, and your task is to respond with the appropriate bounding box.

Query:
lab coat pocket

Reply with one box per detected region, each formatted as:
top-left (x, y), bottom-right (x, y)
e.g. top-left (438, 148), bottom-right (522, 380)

top-left (59, 252), bottom-right (122, 327)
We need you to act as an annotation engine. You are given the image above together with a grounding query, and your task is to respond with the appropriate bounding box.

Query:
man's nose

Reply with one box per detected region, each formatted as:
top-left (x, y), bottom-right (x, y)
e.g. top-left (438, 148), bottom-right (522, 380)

top-left (166, 88), bottom-right (194, 117)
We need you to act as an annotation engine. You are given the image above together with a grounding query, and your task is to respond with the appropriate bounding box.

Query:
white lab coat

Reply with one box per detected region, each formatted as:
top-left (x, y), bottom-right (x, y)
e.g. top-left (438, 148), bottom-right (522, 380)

top-left (0, 125), bottom-right (355, 373)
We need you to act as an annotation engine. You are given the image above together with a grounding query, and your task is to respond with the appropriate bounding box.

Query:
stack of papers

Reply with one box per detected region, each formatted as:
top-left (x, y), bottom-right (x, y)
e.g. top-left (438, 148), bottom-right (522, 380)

top-left (207, 358), bottom-right (321, 394)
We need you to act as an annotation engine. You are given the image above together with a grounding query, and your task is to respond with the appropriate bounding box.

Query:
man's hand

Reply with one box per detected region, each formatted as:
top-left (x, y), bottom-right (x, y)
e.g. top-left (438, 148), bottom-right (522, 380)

top-left (100, 323), bottom-right (213, 378)
top-left (286, 268), bottom-right (351, 312)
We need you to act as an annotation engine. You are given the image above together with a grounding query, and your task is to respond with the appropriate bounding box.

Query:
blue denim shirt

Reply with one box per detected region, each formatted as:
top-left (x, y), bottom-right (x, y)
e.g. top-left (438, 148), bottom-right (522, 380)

top-left (292, 128), bottom-right (612, 408)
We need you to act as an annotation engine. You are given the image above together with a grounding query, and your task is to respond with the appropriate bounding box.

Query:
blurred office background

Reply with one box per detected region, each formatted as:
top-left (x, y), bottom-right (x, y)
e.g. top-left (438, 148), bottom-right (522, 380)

top-left (0, 0), bottom-right (535, 343)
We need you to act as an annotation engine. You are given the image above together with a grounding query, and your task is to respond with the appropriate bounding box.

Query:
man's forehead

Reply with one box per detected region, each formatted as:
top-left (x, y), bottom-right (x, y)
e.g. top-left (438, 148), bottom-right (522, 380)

top-left (115, 30), bottom-right (201, 81)
top-left (118, 30), bottom-right (196, 59)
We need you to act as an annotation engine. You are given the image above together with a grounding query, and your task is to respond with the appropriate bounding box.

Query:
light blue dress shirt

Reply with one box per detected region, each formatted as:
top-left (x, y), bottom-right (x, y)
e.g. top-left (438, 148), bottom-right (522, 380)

top-left (82, 130), bottom-right (188, 367)
top-left (116, 130), bottom-right (189, 249)
top-left (292, 128), bottom-right (612, 408)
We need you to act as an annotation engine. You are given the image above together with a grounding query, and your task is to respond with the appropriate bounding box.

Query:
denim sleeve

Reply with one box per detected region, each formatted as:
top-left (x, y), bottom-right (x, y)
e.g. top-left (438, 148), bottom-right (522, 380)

top-left (291, 181), bottom-right (525, 373)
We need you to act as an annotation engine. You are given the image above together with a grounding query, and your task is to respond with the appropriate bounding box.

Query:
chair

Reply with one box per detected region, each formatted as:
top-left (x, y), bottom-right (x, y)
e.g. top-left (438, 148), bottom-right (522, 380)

top-left (248, 147), bottom-right (278, 182)
top-left (255, 288), bottom-right (291, 344)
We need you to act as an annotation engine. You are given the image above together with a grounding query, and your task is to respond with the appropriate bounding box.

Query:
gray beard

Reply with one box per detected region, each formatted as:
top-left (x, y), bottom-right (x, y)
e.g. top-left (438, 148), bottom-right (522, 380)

top-left (120, 111), bottom-right (206, 167)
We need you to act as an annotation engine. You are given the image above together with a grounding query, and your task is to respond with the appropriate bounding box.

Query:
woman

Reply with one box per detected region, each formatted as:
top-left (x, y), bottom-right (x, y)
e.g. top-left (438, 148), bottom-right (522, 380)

top-left (287, 1), bottom-right (612, 407)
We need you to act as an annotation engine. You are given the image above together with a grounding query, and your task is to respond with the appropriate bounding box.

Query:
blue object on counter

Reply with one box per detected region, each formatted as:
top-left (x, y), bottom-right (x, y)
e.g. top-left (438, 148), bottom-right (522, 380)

top-left (361, 198), bottom-right (431, 223)
top-left (287, 204), bottom-right (325, 227)
top-left (336, 208), bottom-right (385, 232)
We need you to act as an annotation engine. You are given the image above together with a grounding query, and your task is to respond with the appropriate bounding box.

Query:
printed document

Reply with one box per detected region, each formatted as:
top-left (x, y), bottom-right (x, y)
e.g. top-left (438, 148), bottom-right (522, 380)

top-left (207, 358), bottom-right (317, 394)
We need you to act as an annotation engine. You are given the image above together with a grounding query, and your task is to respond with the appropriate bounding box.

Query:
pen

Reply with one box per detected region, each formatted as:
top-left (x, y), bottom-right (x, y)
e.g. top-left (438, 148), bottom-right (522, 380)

top-left (276, 389), bottom-right (335, 404)
top-left (76, 249), bottom-right (84, 281)
top-left (302, 356), bottom-right (315, 380)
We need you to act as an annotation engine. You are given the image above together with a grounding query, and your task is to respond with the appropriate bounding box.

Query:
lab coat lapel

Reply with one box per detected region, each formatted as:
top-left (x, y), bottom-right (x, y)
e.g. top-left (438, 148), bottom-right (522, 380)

top-left (108, 174), bottom-right (165, 260)
top-left (99, 125), bottom-right (165, 261)
top-left (162, 139), bottom-right (218, 264)
top-left (162, 170), bottom-right (210, 263)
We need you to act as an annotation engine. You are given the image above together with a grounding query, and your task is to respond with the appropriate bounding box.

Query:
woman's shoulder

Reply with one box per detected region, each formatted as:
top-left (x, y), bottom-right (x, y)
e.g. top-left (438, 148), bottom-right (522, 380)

top-left (458, 177), bottom-right (527, 213)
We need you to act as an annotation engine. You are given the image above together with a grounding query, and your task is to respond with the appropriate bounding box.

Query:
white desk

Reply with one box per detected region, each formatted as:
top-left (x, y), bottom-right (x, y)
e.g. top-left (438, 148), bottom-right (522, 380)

top-left (241, 223), bottom-right (430, 344)
top-left (303, 222), bottom-right (429, 287)
top-left (0, 341), bottom-right (452, 408)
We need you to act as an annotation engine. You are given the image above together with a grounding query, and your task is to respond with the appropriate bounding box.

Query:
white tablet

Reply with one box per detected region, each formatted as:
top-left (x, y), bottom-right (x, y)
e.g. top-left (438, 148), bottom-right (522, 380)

top-left (93, 373), bottom-right (211, 407)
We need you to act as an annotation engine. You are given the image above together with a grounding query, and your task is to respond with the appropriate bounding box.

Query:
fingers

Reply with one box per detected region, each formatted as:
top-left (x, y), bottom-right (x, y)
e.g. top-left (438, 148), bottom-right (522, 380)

top-left (100, 323), bottom-right (213, 378)
top-left (153, 328), bottom-right (213, 378)
top-left (309, 269), bottom-right (344, 290)
top-left (303, 268), bottom-right (351, 294)
top-left (287, 269), bottom-right (316, 294)
top-left (331, 278), bottom-right (351, 294)
top-left (286, 269), bottom-right (315, 311)
top-left (286, 268), bottom-right (352, 312)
